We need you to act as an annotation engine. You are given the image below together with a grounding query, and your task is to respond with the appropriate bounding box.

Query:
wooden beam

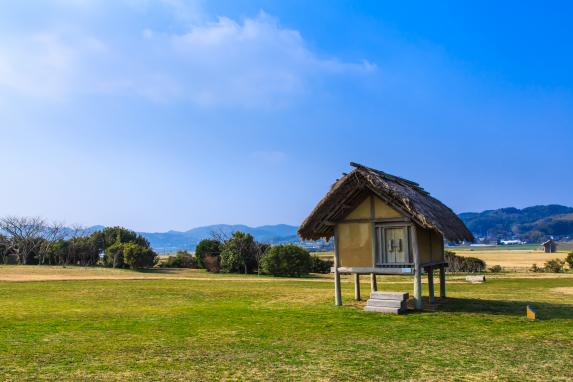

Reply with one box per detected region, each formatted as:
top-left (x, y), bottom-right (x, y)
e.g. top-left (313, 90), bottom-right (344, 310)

top-left (427, 269), bottom-right (435, 304)
top-left (354, 273), bottom-right (361, 301)
top-left (371, 273), bottom-right (378, 292)
top-left (337, 267), bottom-right (413, 275)
top-left (412, 225), bottom-right (423, 310)
top-left (439, 265), bottom-right (446, 298)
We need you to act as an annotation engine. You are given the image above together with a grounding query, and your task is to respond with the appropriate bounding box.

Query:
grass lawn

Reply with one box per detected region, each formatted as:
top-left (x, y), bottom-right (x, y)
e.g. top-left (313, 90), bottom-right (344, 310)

top-left (0, 267), bottom-right (572, 381)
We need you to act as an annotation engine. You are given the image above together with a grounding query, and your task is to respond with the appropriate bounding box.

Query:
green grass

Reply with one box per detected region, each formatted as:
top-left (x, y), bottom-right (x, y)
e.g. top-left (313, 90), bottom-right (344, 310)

top-left (0, 268), bottom-right (572, 381)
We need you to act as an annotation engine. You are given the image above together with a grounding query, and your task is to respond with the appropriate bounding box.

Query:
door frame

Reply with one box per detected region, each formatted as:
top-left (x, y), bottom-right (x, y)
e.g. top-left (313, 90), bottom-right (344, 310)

top-left (374, 222), bottom-right (414, 266)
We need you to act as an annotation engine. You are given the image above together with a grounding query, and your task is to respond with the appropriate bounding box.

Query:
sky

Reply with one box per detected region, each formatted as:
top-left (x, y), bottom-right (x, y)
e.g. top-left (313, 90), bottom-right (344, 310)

top-left (1, 0), bottom-right (572, 232)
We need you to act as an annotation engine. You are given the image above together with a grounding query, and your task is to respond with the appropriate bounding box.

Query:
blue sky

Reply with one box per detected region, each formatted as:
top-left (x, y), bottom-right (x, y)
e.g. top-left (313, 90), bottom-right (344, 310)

top-left (1, 0), bottom-right (572, 231)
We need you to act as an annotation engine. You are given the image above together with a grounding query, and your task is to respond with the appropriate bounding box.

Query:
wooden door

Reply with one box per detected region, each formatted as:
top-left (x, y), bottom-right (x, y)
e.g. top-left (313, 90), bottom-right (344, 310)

top-left (384, 227), bottom-right (409, 263)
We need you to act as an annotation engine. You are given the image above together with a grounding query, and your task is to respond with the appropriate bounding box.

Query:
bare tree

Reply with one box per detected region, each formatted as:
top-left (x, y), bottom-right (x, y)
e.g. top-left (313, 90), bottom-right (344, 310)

top-left (209, 229), bottom-right (230, 243)
top-left (0, 234), bottom-right (11, 264)
top-left (36, 221), bottom-right (65, 265)
top-left (0, 216), bottom-right (46, 264)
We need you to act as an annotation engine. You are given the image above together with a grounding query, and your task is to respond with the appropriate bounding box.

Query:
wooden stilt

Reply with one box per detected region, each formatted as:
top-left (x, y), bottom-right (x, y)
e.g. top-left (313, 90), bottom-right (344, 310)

top-left (414, 265), bottom-right (422, 310)
top-left (439, 265), bottom-right (446, 298)
top-left (334, 267), bottom-right (342, 306)
top-left (334, 227), bottom-right (342, 306)
top-left (427, 268), bottom-right (435, 304)
top-left (370, 273), bottom-right (378, 292)
top-left (412, 226), bottom-right (422, 310)
top-left (354, 273), bottom-right (361, 301)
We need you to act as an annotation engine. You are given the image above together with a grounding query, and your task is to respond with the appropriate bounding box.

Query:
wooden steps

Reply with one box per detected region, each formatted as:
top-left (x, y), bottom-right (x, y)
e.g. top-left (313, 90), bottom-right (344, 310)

top-left (365, 292), bottom-right (409, 314)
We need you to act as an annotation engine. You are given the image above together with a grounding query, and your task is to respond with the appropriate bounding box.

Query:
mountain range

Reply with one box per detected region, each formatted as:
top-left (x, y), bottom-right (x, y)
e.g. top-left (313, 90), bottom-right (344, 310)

top-left (139, 224), bottom-right (300, 253)
top-left (74, 204), bottom-right (573, 251)
top-left (458, 204), bottom-right (573, 242)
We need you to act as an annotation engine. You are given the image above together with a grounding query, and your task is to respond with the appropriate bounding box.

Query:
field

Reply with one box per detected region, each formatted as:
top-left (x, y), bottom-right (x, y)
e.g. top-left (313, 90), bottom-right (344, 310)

top-left (0, 266), bottom-right (572, 381)
top-left (314, 248), bottom-right (570, 271)
top-left (452, 249), bottom-right (569, 270)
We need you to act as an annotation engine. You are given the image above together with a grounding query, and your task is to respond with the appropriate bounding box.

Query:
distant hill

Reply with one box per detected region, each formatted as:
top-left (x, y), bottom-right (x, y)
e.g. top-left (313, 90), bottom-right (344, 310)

top-left (459, 205), bottom-right (573, 243)
top-left (139, 224), bottom-right (300, 253)
top-left (72, 204), bottom-right (573, 251)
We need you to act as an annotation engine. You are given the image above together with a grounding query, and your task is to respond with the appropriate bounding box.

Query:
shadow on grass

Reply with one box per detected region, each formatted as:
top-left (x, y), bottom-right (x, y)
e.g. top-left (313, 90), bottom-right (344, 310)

top-left (432, 297), bottom-right (572, 320)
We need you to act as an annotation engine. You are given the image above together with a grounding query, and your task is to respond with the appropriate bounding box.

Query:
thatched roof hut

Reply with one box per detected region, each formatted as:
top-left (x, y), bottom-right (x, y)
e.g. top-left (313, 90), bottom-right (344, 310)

top-left (298, 162), bottom-right (473, 243)
top-left (298, 163), bottom-right (474, 312)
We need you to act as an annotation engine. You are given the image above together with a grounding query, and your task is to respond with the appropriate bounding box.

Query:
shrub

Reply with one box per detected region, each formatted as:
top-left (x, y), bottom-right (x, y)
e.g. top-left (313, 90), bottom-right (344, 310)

top-left (566, 252), bottom-right (573, 270)
top-left (103, 242), bottom-right (126, 268)
top-left (220, 232), bottom-right (258, 274)
top-left (122, 243), bottom-right (158, 269)
top-left (310, 255), bottom-right (332, 274)
top-left (530, 263), bottom-right (543, 273)
top-left (92, 226), bottom-right (150, 252)
top-left (161, 251), bottom-right (198, 268)
top-left (488, 264), bottom-right (503, 273)
top-left (445, 251), bottom-right (486, 273)
top-left (203, 254), bottom-right (221, 273)
top-left (104, 242), bottom-right (157, 269)
top-left (195, 239), bottom-right (223, 269)
top-left (544, 258), bottom-right (565, 273)
top-left (260, 244), bottom-right (312, 277)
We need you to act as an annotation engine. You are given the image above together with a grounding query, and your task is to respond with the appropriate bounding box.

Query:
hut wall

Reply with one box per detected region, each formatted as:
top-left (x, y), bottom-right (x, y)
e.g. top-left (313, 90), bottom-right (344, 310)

top-left (417, 227), bottom-right (433, 264)
top-left (431, 229), bottom-right (445, 263)
top-left (346, 197), bottom-right (371, 219)
top-left (374, 197), bottom-right (402, 219)
top-left (337, 223), bottom-right (372, 267)
top-left (415, 227), bottom-right (444, 264)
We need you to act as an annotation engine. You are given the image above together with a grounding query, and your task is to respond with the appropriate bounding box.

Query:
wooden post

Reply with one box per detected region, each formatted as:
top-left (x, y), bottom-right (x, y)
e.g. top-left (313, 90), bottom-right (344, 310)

top-left (427, 268), bottom-right (435, 304)
top-left (334, 228), bottom-right (342, 306)
top-left (354, 273), bottom-right (361, 301)
top-left (412, 226), bottom-right (422, 310)
top-left (334, 267), bottom-right (342, 306)
top-left (370, 273), bottom-right (378, 292)
top-left (439, 265), bottom-right (446, 298)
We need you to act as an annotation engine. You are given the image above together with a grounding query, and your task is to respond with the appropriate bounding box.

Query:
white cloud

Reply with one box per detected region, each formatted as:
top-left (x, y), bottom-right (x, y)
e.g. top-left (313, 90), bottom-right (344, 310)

top-left (0, 8), bottom-right (374, 108)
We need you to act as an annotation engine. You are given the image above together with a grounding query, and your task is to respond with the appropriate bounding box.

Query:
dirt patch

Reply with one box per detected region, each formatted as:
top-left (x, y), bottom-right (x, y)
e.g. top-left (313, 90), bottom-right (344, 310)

top-left (552, 287), bottom-right (573, 295)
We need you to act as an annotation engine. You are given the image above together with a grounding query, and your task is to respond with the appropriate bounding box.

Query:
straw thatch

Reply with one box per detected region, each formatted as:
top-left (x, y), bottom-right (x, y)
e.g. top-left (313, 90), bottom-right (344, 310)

top-left (298, 163), bottom-right (474, 243)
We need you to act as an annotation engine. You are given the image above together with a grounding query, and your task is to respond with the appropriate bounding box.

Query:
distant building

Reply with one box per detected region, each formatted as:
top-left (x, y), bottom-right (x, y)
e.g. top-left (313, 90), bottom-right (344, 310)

top-left (542, 239), bottom-right (557, 253)
top-left (500, 240), bottom-right (524, 245)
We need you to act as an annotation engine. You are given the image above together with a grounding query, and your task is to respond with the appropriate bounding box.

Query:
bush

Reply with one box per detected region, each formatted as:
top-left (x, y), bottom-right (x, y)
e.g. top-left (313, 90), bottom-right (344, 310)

top-left (195, 240), bottom-right (222, 269)
top-left (566, 252), bottom-right (573, 270)
top-left (160, 250), bottom-right (198, 268)
top-left (445, 251), bottom-right (486, 273)
top-left (220, 232), bottom-right (258, 274)
top-left (260, 244), bottom-right (312, 277)
top-left (310, 255), bottom-right (332, 274)
top-left (544, 258), bottom-right (565, 273)
top-left (122, 243), bottom-right (158, 269)
top-left (203, 254), bottom-right (221, 273)
top-left (530, 263), bottom-right (543, 273)
top-left (488, 264), bottom-right (503, 273)
top-left (104, 242), bottom-right (157, 269)
top-left (103, 242), bottom-right (126, 268)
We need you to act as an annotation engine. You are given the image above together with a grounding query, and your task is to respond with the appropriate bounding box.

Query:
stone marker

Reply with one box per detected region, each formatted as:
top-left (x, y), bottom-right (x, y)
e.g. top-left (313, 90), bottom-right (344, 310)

top-left (465, 275), bottom-right (486, 283)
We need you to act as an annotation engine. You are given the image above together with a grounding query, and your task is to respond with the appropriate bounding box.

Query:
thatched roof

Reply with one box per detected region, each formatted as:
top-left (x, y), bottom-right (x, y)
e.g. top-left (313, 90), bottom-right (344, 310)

top-left (298, 163), bottom-right (474, 243)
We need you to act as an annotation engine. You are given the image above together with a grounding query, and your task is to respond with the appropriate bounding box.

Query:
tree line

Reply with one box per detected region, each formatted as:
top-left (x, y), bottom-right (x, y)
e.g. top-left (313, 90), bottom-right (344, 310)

top-left (0, 216), bottom-right (332, 276)
top-left (0, 216), bottom-right (157, 269)
top-left (166, 231), bottom-right (332, 276)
